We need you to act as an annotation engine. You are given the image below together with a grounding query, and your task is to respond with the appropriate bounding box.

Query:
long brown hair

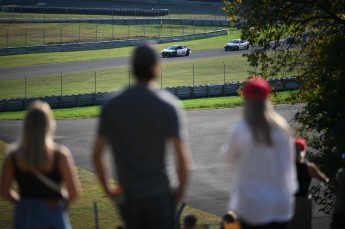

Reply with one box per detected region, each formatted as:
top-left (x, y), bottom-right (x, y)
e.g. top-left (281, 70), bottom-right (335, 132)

top-left (244, 99), bottom-right (290, 146)
top-left (15, 100), bottom-right (56, 169)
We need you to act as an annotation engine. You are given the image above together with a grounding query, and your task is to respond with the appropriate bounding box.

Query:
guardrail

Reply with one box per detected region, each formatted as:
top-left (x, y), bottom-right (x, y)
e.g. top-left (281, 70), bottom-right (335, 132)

top-left (1, 6), bottom-right (169, 17)
top-left (0, 77), bottom-right (299, 112)
top-left (0, 28), bottom-right (228, 55)
top-left (0, 18), bottom-right (230, 26)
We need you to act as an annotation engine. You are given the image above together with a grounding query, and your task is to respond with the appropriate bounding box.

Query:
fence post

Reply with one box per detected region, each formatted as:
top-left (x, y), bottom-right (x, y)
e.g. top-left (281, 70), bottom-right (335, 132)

top-left (94, 70), bottom-right (97, 93)
top-left (60, 72), bottom-right (63, 96)
top-left (223, 62), bottom-right (226, 96)
top-left (223, 62), bottom-right (226, 84)
top-left (6, 30), bottom-right (9, 47)
top-left (93, 202), bottom-right (99, 229)
top-left (175, 202), bottom-right (186, 229)
top-left (95, 25), bottom-right (98, 41)
top-left (160, 66), bottom-right (163, 88)
top-left (182, 23), bottom-right (184, 37)
top-left (192, 64), bottom-right (195, 87)
top-left (112, 23), bottom-right (114, 40)
top-left (24, 74), bottom-right (27, 99)
top-left (42, 27), bottom-right (45, 45)
top-left (128, 25), bottom-right (130, 39)
top-left (78, 25), bottom-right (81, 42)
top-left (25, 28), bottom-right (28, 46)
top-left (60, 26), bottom-right (63, 43)
top-left (128, 67), bottom-right (131, 87)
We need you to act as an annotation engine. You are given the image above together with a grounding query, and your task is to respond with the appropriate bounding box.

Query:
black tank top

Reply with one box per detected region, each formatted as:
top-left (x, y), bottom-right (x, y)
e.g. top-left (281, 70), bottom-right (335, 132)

top-left (295, 162), bottom-right (312, 198)
top-left (12, 152), bottom-right (63, 200)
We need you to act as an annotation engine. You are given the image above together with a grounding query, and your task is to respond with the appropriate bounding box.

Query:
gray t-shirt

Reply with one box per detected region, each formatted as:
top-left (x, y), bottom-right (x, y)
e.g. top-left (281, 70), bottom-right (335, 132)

top-left (98, 85), bottom-right (184, 199)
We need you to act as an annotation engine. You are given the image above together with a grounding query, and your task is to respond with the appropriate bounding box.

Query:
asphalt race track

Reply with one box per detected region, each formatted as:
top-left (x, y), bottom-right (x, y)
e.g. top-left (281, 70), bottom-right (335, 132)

top-left (0, 49), bottom-right (249, 80)
top-left (0, 104), bottom-right (302, 216)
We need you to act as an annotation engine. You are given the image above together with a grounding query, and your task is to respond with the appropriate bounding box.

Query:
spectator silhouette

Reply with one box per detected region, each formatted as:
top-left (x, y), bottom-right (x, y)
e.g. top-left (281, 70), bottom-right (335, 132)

top-left (287, 138), bottom-right (329, 229)
top-left (92, 44), bottom-right (191, 229)
top-left (183, 214), bottom-right (197, 229)
top-left (220, 77), bottom-right (298, 229)
top-left (0, 100), bottom-right (80, 229)
top-left (220, 211), bottom-right (241, 229)
top-left (330, 152), bottom-right (345, 229)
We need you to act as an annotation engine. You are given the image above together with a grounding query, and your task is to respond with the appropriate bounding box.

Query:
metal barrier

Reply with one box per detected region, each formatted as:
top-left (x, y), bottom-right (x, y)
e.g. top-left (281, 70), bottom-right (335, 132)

top-left (0, 78), bottom-right (299, 112)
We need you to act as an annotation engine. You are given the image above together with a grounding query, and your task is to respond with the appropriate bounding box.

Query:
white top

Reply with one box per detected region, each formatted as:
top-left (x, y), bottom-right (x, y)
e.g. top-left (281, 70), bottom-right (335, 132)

top-left (220, 120), bottom-right (298, 225)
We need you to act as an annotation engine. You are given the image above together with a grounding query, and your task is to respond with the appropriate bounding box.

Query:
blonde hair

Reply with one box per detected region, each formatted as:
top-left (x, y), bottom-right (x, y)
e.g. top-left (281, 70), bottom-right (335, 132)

top-left (15, 100), bottom-right (56, 169)
top-left (244, 99), bottom-right (290, 146)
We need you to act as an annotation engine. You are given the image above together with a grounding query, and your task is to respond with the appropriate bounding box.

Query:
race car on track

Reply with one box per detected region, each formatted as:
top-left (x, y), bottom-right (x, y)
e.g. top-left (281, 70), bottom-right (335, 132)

top-left (161, 45), bottom-right (191, 57)
top-left (224, 39), bottom-right (250, 51)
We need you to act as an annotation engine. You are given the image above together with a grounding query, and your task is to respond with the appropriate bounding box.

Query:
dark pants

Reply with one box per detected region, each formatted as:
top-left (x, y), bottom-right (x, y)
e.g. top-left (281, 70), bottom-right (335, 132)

top-left (118, 191), bottom-right (175, 229)
top-left (241, 221), bottom-right (289, 229)
top-left (330, 213), bottom-right (345, 229)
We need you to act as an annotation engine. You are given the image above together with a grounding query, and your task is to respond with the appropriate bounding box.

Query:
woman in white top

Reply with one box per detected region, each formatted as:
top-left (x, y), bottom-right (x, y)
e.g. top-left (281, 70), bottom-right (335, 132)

top-left (220, 77), bottom-right (298, 229)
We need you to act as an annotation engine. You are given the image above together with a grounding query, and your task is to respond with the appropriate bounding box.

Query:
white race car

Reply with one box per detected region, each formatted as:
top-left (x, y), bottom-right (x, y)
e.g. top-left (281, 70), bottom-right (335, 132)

top-left (224, 39), bottom-right (250, 51)
top-left (161, 45), bottom-right (191, 57)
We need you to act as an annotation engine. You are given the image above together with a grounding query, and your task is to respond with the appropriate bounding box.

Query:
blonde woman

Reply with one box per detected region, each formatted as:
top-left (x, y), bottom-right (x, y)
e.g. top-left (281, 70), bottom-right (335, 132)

top-left (220, 77), bottom-right (298, 229)
top-left (0, 100), bottom-right (80, 229)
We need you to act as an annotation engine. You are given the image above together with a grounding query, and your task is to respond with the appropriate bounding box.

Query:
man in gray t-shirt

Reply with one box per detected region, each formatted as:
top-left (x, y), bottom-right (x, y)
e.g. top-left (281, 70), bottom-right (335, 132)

top-left (92, 44), bottom-right (191, 229)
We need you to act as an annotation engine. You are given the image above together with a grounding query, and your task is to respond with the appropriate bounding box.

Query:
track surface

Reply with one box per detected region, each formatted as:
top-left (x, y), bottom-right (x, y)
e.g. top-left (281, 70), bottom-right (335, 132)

top-left (0, 104), bottom-right (301, 216)
top-left (0, 49), bottom-right (249, 80)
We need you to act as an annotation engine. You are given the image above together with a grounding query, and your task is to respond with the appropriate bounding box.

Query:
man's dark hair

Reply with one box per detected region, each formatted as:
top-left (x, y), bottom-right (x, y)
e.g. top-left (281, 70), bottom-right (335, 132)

top-left (132, 44), bottom-right (158, 81)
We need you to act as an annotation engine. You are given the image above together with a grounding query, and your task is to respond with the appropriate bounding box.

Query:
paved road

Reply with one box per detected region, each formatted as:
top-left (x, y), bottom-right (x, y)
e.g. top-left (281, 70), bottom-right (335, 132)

top-left (0, 49), bottom-right (249, 80)
top-left (0, 104), bottom-right (301, 216)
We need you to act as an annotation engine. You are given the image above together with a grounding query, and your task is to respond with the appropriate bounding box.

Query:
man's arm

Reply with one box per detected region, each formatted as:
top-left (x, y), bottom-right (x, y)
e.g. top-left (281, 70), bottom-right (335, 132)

top-left (172, 137), bottom-right (191, 203)
top-left (92, 135), bottom-right (116, 198)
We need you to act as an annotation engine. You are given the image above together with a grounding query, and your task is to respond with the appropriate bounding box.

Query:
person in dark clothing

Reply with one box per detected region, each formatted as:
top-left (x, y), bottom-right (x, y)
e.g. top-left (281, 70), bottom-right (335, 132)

top-left (330, 153), bottom-right (345, 229)
top-left (183, 214), bottom-right (197, 229)
top-left (92, 44), bottom-right (191, 229)
top-left (287, 138), bottom-right (329, 229)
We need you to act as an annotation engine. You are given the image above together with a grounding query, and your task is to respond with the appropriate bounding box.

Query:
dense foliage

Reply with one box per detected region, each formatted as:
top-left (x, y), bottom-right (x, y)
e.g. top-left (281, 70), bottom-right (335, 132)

top-left (224, 0), bottom-right (345, 214)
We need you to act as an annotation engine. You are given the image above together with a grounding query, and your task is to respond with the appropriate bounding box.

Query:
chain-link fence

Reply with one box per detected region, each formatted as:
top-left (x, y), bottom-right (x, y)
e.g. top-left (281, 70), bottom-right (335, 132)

top-left (0, 5), bottom-right (228, 21)
top-left (0, 23), bottom-right (224, 48)
top-left (0, 63), bottom-right (269, 100)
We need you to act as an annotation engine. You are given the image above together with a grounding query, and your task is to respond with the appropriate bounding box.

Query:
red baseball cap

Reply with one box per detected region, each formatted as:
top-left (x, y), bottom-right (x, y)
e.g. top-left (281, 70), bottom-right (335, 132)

top-left (243, 77), bottom-right (271, 100)
top-left (295, 138), bottom-right (307, 152)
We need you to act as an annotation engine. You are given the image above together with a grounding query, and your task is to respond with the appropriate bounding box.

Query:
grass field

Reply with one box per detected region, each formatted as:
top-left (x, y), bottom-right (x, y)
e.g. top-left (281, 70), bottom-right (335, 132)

top-left (0, 55), bottom-right (257, 99)
top-left (0, 23), bottom-right (223, 48)
top-left (0, 32), bottom-right (241, 68)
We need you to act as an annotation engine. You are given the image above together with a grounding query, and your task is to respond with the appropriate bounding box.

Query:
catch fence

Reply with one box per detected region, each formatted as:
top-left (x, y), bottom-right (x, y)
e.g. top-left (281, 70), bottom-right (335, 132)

top-left (0, 63), bottom-right (266, 100)
top-left (0, 23), bottom-right (224, 48)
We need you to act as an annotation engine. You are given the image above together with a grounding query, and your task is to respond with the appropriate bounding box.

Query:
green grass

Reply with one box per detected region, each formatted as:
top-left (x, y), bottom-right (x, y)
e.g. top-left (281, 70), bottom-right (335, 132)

top-left (0, 139), bottom-right (221, 228)
top-left (0, 23), bottom-right (223, 48)
top-left (0, 55), bottom-right (255, 99)
top-left (0, 91), bottom-right (296, 120)
top-left (0, 32), bottom-right (241, 68)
